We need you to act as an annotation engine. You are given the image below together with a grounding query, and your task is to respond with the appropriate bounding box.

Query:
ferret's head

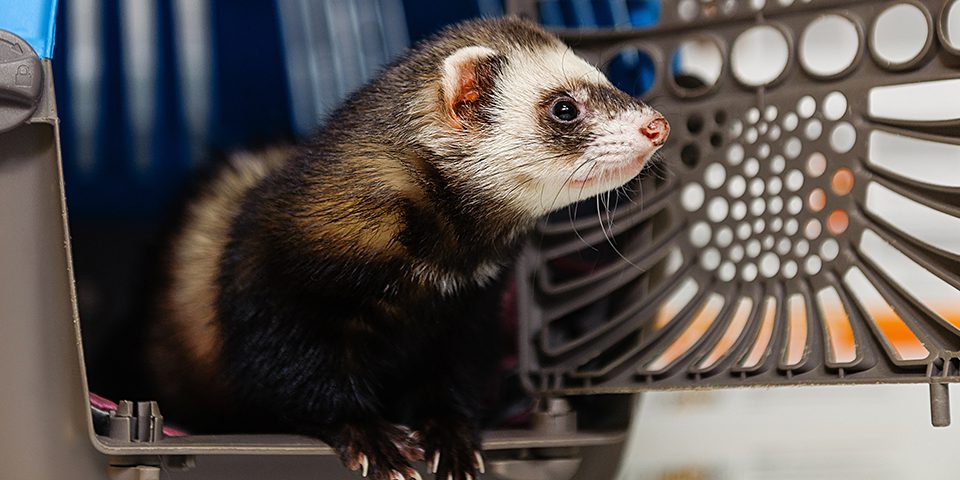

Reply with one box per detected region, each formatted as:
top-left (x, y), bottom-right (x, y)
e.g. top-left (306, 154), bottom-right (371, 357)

top-left (413, 18), bottom-right (669, 218)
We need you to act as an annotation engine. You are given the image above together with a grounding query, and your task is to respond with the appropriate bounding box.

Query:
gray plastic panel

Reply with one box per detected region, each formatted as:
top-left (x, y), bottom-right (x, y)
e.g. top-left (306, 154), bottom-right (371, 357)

top-left (512, 0), bottom-right (960, 400)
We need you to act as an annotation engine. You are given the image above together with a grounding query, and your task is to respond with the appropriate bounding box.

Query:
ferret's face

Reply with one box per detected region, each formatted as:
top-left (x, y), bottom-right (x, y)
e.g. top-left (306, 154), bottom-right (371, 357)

top-left (433, 39), bottom-right (669, 218)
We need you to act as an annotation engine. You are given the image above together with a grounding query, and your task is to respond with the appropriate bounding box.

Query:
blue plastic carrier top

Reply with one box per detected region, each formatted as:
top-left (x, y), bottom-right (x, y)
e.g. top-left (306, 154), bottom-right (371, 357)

top-left (0, 0), bottom-right (59, 58)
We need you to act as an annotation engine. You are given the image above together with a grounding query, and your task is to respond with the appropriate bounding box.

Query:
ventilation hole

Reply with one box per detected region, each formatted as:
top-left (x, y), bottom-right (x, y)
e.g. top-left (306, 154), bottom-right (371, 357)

top-left (817, 287), bottom-right (857, 364)
top-left (757, 143), bottom-right (771, 159)
top-left (741, 262), bottom-right (759, 281)
top-left (764, 105), bottom-right (778, 122)
top-left (762, 234), bottom-right (775, 249)
top-left (808, 188), bottom-right (826, 212)
top-left (770, 155), bottom-right (786, 174)
top-left (646, 294), bottom-right (725, 372)
top-left (736, 223), bottom-right (751, 240)
top-left (865, 182), bottom-right (960, 255)
top-left (687, 114), bottom-right (705, 134)
top-left (776, 237), bottom-right (792, 255)
top-left (751, 198), bottom-right (766, 216)
top-left (653, 277), bottom-right (699, 330)
top-left (746, 239), bottom-right (762, 258)
top-left (868, 79), bottom-right (960, 123)
top-left (785, 218), bottom-right (799, 235)
top-left (681, 184), bottom-right (706, 212)
top-left (746, 107), bottom-right (761, 124)
top-left (715, 226), bottom-right (734, 247)
top-left (806, 152), bottom-right (827, 177)
top-left (697, 297), bottom-right (754, 370)
top-left (830, 122), bottom-right (857, 153)
top-left (827, 209), bottom-right (849, 235)
top-left (709, 132), bottom-right (723, 147)
top-left (768, 196), bottom-right (784, 214)
top-left (749, 178), bottom-right (765, 197)
top-left (945, 0), bottom-right (960, 51)
top-left (701, 247), bottom-right (722, 270)
top-left (730, 244), bottom-right (746, 261)
top-left (820, 238), bottom-right (840, 260)
top-left (727, 175), bottom-right (747, 197)
top-left (731, 25), bottom-right (790, 86)
top-left (678, 0), bottom-right (699, 21)
top-left (720, 0), bottom-right (737, 15)
top-left (784, 294), bottom-right (808, 366)
top-left (731, 200), bottom-right (747, 220)
top-left (707, 197), bottom-right (730, 223)
top-left (752, 218), bottom-right (766, 234)
top-left (740, 297), bottom-right (777, 368)
top-left (784, 137), bottom-right (803, 159)
top-left (804, 119), bottom-right (823, 140)
top-left (843, 267), bottom-right (930, 362)
top-left (787, 196), bottom-right (803, 215)
top-left (831, 167), bottom-right (854, 195)
top-left (805, 219), bottom-right (822, 239)
top-left (797, 96), bottom-right (816, 118)
top-left (767, 177), bottom-right (783, 195)
top-left (860, 229), bottom-right (960, 331)
top-left (730, 120), bottom-right (744, 137)
top-left (665, 248), bottom-right (685, 276)
top-left (744, 158), bottom-right (760, 177)
top-left (823, 91), bottom-right (848, 120)
top-left (760, 252), bottom-right (780, 278)
top-left (783, 260), bottom-right (799, 278)
top-left (704, 163), bottom-right (727, 189)
top-left (785, 169), bottom-right (804, 191)
top-left (771, 217), bottom-right (784, 232)
top-left (870, 3), bottom-right (931, 67)
top-left (768, 125), bottom-right (782, 141)
top-left (805, 255), bottom-right (823, 275)
top-left (744, 127), bottom-right (759, 144)
top-left (800, 14), bottom-right (861, 77)
top-left (867, 130), bottom-right (960, 188)
top-left (672, 37), bottom-right (723, 95)
top-left (690, 221), bottom-right (712, 247)
top-left (727, 143), bottom-right (745, 164)
top-left (795, 239), bottom-right (810, 256)
top-left (606, 48), bottom-right (657, 97)
top-left (681, 143), bottom-right (701, 168)
top-left (783, 112), bottom-right (799, 131)
top-left (719, 261), bottom-right (737, 281)
top-left (715, 110), bottom-right (727, 125)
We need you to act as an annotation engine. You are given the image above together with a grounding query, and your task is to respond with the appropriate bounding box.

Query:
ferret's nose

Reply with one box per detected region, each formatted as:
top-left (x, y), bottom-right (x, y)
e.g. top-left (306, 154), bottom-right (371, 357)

top-left (641, 115), bottom-right (670, 146)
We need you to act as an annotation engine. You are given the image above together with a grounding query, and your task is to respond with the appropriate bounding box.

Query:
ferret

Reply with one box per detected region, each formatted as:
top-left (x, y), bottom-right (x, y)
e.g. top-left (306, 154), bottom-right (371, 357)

top-left (149, 16), bottom-right (668, 480)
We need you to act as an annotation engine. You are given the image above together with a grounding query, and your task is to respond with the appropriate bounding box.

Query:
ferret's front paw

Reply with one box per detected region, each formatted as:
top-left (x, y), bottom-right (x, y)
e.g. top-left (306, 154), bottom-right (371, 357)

top-left (336, 422), bottom-right (425, 480)
top-left (422, 422), bottom-right (484, 480)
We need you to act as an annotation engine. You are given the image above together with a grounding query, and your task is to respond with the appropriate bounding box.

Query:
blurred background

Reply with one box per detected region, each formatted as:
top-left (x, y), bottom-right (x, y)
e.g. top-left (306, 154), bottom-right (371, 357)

top-left (45, 0), bottom-right (960, 479)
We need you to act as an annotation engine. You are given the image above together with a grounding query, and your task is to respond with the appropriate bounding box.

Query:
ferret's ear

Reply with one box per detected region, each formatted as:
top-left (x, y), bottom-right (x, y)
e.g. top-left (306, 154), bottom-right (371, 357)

top-left (441, 46), bottom-right (500, 129)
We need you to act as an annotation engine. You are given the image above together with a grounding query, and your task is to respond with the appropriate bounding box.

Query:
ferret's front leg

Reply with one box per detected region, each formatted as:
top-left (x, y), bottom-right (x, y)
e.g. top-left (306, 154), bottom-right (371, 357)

top-left (420, 414), bottom-right (484, 480)
top-left (326, 420), bottom-right (425, 480)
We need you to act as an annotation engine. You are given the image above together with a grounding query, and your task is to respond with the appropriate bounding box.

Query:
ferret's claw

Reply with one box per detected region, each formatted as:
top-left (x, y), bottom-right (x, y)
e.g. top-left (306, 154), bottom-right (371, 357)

top-left (359, 453), bottom-right (369, 477)
top-left (431, 451), bottom-right (440, 474)
top-left (410, 469), bottom-right (423, 480)
top-left (474, 451), bottom-right (485, 474)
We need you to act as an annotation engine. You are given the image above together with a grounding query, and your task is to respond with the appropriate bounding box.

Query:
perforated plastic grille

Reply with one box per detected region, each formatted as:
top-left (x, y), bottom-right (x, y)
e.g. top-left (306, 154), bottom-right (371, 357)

top-left (514, 0), bottom-right (960, 394)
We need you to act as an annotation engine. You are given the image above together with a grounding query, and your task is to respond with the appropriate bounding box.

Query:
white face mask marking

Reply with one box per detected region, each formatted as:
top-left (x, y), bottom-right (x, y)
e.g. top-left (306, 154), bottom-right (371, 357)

top-left (428, 44), bottom-right (668, 218)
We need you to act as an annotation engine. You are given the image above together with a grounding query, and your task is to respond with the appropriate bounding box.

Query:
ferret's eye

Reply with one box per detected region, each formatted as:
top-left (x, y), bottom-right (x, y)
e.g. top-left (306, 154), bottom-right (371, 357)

top-left (551, 100), bottom-right (580, 122)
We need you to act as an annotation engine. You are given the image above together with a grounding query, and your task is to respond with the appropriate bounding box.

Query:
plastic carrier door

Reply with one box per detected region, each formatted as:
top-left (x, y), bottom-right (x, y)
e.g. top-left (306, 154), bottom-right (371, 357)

top-left (511, 0), bottom-right (960, 400)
